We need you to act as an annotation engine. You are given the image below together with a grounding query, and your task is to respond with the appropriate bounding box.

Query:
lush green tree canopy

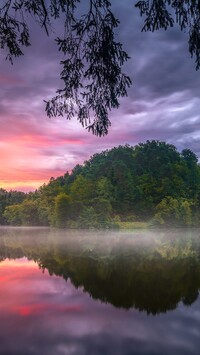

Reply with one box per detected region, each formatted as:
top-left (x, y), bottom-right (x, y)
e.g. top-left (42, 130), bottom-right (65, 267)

top-left (1, 140), bottom-right (200, 228)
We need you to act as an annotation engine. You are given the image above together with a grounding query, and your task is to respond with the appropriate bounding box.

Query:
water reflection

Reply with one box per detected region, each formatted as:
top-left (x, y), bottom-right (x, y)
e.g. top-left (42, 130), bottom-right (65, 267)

top-left (1, 227), bottom-right (200, 355)
top-left (0, 227), bottom-right (200, 314)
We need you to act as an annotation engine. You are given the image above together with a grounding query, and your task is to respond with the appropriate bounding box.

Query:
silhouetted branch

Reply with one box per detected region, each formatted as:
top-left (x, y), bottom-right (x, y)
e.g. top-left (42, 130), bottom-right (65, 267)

top-left (135, 0), bottom-right (200, 70)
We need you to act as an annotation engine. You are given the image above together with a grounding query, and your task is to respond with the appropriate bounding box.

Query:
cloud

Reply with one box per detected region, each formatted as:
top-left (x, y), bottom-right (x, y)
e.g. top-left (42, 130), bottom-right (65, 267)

top-left (0, 0), bottom-right (200, 191)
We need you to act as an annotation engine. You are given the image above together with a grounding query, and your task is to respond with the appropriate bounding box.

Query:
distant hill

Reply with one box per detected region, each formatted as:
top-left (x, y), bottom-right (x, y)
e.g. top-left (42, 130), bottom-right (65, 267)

top-left (1, 140), bottom-right (200, 228)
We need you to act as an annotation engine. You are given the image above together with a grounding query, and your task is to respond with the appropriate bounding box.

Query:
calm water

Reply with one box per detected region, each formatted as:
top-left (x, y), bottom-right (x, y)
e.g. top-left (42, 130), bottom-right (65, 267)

top-left (0, 227), bottom-right (200, 355)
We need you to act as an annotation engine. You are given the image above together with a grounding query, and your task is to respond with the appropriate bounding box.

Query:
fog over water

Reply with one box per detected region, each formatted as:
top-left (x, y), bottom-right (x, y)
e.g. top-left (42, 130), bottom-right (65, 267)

top-left (0, 227), bottom-right (200, 354)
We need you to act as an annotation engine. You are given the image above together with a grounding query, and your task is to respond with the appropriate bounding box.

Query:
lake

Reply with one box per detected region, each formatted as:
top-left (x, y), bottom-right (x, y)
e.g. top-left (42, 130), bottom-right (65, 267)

top-left (0, 227), bottom-right (200, 355)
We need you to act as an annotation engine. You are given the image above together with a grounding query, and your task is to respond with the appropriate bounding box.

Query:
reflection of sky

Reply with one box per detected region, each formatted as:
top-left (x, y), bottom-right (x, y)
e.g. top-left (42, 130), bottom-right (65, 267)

top-left (1, 1), bottom-right (200, 191)
top-left (0, 258), bottom-right (200, 355)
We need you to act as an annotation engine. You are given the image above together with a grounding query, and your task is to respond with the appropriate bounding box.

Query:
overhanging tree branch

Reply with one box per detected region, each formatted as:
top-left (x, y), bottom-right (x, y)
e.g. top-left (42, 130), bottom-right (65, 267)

top-left (0, 0), bottom-right (131, 136)
top-left (1, 1), bottom-right (200, 136)
top-left (45, 0), bottom-right (131, 136)
top-left (135, 0), bottom-right (200, 70)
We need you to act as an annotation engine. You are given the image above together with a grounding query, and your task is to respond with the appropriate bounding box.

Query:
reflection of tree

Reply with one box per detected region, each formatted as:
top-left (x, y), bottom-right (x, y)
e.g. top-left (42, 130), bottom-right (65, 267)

top-left (1, 228), bottom-right (200, 314)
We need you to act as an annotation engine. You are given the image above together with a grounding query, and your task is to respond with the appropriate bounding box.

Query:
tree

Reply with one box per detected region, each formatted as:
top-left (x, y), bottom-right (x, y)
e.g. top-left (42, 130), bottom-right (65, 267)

top-left (153, 196), bottom-right (193, 227)
top-left (3, 204), bottom-right (22, 225)
top-left (70, 175), bottom-right (95, 203)
top-left (92, 197), bottom-right (112, 227)
top-left (0, 189), bottom-right (26, 224)
top-left (77, 206), bottom-right (98, 228)
top-left (3, 199), bottom-right (41, 225)
top-left (20, 199), bottom-right (41, 225)
top-left (0, 0), bottom-right (131, 136)
top-left (1, 1), bottom-right (200, 136)
top-left (54, 193), bottom-right (72, 228)
top-left (135, 0), bottom-right (200, 70)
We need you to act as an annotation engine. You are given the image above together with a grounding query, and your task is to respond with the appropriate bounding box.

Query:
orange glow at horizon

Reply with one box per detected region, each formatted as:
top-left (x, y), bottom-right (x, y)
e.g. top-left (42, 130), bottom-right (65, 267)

top-left (0, 180), bottom-right (48, 192)
top-left (0, 133), bottom-right (77, 191)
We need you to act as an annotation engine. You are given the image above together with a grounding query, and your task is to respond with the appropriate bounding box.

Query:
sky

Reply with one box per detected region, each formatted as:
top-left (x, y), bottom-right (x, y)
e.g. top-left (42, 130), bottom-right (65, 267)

top-left (1, 0), bottom-right (200, 192)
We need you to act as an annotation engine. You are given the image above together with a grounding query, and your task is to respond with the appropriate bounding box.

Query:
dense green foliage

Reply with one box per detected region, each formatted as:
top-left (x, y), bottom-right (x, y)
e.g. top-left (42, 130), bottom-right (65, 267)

top-left (1, 140), bottom-right (200, 228)
top-left (0, 189), bottom-right (26, 224)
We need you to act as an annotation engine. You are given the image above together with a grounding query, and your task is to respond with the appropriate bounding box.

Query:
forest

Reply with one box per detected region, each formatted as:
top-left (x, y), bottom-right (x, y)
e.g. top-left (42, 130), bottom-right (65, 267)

top-left (1, 140), bottom-right (200, 228)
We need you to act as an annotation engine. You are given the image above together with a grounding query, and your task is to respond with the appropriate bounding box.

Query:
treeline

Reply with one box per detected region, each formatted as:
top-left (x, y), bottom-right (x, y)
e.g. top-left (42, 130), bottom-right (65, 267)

top-left (1, 140), bottom-right (200, 228)
top-left (0, 189), bottom-right (26, 224)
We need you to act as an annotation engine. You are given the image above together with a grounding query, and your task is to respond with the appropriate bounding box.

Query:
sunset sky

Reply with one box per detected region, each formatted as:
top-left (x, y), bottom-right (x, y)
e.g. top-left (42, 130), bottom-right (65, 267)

top-left (1, 0), bottom-right (200, 192)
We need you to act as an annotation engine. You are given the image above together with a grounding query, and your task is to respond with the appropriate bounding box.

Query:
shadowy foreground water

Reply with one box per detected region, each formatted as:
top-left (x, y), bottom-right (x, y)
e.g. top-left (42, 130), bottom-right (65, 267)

top-left (0, 227), bottom-right (200, 355)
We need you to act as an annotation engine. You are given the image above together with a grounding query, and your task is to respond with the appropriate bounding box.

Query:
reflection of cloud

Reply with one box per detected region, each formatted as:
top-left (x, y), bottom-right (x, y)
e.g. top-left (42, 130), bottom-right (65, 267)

top-left (0, 257), bottom-right (200, 355)
top-left (13, 304), bottom-right (83, 317)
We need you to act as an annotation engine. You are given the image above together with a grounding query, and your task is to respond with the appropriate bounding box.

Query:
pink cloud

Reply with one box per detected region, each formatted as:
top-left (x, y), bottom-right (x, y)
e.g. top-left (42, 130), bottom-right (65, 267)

top-left (0, 73), bottom-right (24, 85)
